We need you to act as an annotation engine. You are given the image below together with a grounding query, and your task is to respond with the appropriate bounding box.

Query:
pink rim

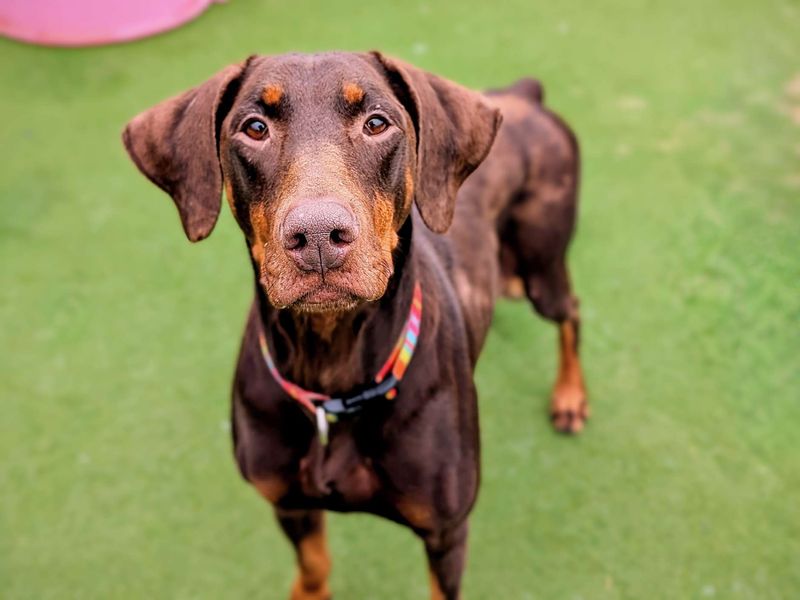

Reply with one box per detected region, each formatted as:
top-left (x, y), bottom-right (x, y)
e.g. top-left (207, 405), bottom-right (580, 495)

top-left (0, 0), bottom-right (221, 48)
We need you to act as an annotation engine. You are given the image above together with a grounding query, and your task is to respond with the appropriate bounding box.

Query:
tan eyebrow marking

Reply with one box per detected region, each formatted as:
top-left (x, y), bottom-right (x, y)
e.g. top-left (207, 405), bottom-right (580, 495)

top-left (262, 84), bottom-right (283, 106)
top-left (343, 82), bottom-right (365, 104)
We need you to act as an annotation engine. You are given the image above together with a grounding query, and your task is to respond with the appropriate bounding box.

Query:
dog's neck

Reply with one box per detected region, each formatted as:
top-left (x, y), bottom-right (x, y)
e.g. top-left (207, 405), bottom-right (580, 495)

top-left (255, 218), bottom-right (416, 395)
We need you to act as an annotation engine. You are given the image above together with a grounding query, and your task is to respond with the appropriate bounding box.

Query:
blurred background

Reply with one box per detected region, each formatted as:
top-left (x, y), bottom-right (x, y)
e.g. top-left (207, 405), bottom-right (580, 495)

top-left (1, 0), bottom-right (798, 598)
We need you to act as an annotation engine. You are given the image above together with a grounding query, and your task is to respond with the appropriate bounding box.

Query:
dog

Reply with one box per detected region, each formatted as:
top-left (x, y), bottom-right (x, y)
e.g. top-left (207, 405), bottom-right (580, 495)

top-left (123, 51), bottom-right (587, 600)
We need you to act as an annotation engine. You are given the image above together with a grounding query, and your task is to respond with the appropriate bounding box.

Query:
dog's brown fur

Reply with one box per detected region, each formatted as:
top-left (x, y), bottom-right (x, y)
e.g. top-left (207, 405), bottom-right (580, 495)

top-left (123, 51), bottom-right (587, 599)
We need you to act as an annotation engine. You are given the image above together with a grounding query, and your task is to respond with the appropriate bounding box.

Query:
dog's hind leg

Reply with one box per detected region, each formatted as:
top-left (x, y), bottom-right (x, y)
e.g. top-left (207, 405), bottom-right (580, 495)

top-left (502, 179), bottom-right (588, 433)
top-left (275, 509), bottom-right (332, 600)
top-left (524, 258), bottom-right (588, 433)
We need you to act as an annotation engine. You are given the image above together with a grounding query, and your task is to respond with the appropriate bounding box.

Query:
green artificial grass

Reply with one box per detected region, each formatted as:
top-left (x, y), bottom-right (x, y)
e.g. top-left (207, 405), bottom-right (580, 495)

top-left (2, 0), bottom-right (799, 597)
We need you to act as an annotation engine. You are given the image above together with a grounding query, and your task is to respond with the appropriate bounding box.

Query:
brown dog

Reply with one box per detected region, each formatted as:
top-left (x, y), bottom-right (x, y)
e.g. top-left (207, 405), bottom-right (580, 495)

top-left (123, 52), bottom-right (587, 600)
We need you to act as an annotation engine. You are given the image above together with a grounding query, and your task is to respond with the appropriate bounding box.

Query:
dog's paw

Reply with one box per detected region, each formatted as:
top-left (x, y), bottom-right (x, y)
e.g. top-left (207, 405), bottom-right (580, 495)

top-left (550, 385), bottom-right (589, 434)
top-left (290, 583), bottom-right (331, 600)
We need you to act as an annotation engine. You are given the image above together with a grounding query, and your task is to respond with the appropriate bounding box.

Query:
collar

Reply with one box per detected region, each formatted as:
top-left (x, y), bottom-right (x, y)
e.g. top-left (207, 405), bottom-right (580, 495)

top-left (258, 281), bottom-right (423, 444)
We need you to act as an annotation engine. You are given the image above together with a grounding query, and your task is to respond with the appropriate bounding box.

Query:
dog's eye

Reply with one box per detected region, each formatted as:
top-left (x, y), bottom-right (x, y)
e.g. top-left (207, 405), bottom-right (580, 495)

top-left (364, 115), bottom-right (389, 136)
top-left (243, 118), bottom-right (268, 140)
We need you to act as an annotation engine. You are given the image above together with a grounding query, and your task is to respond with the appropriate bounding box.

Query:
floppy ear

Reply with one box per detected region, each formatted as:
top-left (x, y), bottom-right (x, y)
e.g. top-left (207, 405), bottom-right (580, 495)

top-left (370, 52), bottom-right (502, 233)
top-left (122, 61), bottom-right (249, 242)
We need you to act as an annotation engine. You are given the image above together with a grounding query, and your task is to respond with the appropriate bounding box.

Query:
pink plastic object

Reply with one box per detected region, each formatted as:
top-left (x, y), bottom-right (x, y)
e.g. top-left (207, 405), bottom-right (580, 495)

top-left (0, 0), bottom-right (221, 47)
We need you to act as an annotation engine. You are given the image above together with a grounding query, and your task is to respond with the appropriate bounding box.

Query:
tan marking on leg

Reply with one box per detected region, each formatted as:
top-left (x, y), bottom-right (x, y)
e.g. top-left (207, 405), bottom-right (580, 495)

top-left (342, 82), bottom-right (365, 104)
top-left (502, 275), bottom-right (526, 299)
top-left (551, 321), bottom-right (588, 433)
top-left (251, 476), bottom-right (287, 504)
top-left (429, 569), bottom-right (447, 600)
top-left (291, 521), bottom-right (332, 600)
top-left (262, 84), bottom-right (283, 106)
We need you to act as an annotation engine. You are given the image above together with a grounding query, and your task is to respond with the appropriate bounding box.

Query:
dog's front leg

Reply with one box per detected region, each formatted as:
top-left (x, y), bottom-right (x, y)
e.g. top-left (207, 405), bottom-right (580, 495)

top-left (275, 508), bottom-right (332, 600)
top-left (422, 521), bottom-right (469, 600)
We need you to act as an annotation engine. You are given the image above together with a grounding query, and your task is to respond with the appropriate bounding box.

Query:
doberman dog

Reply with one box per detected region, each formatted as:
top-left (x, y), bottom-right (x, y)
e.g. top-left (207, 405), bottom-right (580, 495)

top-left (123, 51), bottom-right (587, 600)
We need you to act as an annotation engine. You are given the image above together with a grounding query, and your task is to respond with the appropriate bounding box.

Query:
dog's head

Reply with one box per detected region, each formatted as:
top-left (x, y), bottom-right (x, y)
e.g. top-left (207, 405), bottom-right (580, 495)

top-left (123, 52), bottom-right (500, 312)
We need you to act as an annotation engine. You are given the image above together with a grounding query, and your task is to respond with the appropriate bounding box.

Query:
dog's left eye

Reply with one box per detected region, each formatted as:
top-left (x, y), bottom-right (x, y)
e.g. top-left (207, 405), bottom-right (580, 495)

top-left (364, 115), bottom-right (389, 136)
top-left (243, 118), bottom-right (269, 140)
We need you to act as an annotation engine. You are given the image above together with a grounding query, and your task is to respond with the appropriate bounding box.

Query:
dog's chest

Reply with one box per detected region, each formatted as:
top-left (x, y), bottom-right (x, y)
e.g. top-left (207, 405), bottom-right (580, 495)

top-left (295, 430), bottom-right (380, 504)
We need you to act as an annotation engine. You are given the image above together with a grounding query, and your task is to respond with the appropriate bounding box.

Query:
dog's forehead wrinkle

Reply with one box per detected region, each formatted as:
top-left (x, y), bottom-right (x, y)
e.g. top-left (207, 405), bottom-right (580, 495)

top-left (242, 53), bottom-right (391, 114)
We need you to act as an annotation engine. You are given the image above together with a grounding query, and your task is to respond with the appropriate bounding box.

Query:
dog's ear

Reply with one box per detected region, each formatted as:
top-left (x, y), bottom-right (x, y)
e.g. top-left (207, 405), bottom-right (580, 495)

top-left (370, 52), bottom-right (502, 233)
top-left (122, 60), bottom-right (250, 242)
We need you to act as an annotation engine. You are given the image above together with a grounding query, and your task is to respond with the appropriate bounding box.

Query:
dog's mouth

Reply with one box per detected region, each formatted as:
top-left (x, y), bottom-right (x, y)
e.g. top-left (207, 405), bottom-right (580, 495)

top-left (259, 248), bottom-right (394, 313)
top-left (292, 282), bottom-right (360, 313)
top-left (259, 269), bottom-right (365, 313)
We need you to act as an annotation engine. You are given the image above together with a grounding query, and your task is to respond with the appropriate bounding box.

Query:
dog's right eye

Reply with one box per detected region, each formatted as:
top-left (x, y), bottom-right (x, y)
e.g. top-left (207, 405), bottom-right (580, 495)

top-left (364, 115), bottom-right (389, 136)
top-left (243, 118), bottom-right (269, 140)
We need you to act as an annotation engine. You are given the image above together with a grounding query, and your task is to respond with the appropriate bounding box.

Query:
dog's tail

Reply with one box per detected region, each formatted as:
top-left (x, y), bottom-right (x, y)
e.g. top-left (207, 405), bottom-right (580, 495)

top-left (506, 77), bottom-right (544, 104)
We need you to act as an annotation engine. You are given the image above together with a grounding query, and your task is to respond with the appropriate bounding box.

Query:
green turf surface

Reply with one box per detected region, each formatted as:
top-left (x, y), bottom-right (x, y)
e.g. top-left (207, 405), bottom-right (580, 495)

top-left (2, 0), bottom-right (799, 597)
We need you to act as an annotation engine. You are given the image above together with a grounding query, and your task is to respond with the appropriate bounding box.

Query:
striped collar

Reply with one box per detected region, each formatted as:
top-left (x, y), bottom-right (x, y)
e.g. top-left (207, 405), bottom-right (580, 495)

top-left (258, 282), bottom-right (423, 444)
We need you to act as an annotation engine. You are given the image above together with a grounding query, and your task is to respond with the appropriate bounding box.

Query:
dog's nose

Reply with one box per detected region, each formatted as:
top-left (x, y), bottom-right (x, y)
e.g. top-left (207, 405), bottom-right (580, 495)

top-left (281, 200), bottom-right (358, 273)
